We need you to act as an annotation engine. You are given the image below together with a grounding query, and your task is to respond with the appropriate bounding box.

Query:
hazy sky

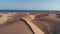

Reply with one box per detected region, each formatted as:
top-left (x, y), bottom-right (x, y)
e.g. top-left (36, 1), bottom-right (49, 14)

top-left (0, 0), bottom-right (60, 10)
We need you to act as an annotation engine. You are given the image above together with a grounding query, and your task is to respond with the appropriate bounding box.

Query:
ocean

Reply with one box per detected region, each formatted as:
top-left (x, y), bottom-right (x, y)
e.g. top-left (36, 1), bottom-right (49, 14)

top-left (0, 10), bottom-right (59, 12)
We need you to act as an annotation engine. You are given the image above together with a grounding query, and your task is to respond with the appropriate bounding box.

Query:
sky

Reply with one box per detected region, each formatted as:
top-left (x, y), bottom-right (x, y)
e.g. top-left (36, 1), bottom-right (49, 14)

top-left (0, 0), bottom-right (60, 10)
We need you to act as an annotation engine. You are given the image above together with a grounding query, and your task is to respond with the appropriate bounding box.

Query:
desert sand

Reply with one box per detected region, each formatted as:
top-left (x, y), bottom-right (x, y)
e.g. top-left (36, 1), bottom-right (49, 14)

top-left (0, 12), bottom-right (60, 34)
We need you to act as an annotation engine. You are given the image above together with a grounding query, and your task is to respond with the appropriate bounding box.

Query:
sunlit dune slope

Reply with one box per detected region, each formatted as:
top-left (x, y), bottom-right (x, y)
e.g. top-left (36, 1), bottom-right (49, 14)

top-left (0, 12), bottom-right (17, 24)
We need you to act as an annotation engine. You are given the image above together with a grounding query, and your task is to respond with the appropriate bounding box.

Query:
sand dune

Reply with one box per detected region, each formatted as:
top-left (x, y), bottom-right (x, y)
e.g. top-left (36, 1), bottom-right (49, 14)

top-left (0, 12), bottom-right (60, 34)
top-left (33, 13), bottom-right (60, 34)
